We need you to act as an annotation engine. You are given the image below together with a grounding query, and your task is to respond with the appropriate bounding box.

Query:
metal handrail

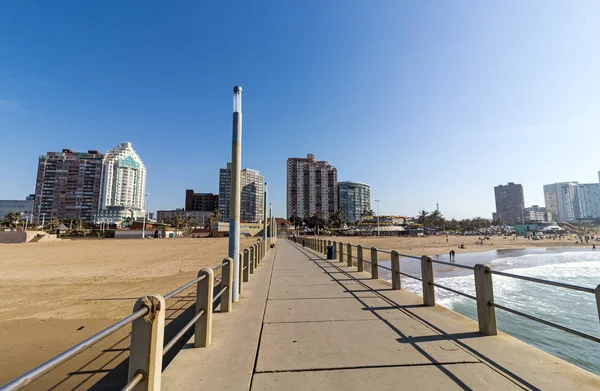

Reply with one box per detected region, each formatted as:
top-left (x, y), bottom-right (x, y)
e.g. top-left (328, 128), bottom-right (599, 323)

top-left (1, 307), bottom-right (149, 391)
top-left (1, 241), bottom-right (262, 391)
top-left (490, 301), bottom-right (600, 343)
top-left (489, 270), bottom-right (595, 294)
top-left (294, 238), bottom-right (600, 345)
top-left (431, 282), bottom-right (477, 301)
top-left (121, 372), bottom-right (144, 391)
top-left (212, 285), bottom-right (228, 303)
top-left (163, 309), bottom-right (206, 355)
top-left (430, 259), bottom-right (475, 271)
top-left (164, 274), bottom-right (208, 300)
top-left (398, 271), bottom-right (422, 281)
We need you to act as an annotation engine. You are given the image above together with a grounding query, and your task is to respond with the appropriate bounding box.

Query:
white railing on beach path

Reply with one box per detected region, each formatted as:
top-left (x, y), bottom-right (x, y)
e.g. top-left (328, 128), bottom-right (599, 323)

top-left (1, 239), bottom-right (273, 391)
top-left (295, 236), bottom-right (600, 342)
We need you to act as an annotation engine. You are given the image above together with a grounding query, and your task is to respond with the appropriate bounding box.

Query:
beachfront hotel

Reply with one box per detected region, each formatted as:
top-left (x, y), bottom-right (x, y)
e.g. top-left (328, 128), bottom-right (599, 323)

top-left (338, 181), bottom-right (371, 223)
top-left (185, 190), bottom-right (219, 212)
top-left (33, 149), bottom-right (104, 223)
top-left (287, 153), bottom-right (338, 220)
top-left (493, 182), bottom-right (525, 225)
top-left (543, 181), bottom-right (600, 221)
top-left (218, 163), bottom-right (264, 223)
top-left (97, 142), bottom-right (147, 224)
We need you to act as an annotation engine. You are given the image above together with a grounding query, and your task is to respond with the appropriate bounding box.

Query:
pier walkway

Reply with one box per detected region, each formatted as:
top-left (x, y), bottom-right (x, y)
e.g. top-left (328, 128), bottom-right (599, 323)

top-left (162, 240), bottom-right (600, 390)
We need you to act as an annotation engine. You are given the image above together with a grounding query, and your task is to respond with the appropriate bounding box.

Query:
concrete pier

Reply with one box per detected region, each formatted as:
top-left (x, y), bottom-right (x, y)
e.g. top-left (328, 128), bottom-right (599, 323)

top-left (162, 240), bottom-right (600, 390)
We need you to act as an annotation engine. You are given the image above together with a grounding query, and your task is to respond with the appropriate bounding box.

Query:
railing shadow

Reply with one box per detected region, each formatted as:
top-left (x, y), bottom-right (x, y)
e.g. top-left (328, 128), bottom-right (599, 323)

top-left (293, 242), bottom-right (542, 391)
top-left (40, 283), bottom-right (224, 390)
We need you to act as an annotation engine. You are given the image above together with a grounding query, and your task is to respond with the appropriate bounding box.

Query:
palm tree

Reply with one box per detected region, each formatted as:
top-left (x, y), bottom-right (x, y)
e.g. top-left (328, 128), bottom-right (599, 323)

top-left (205, 209), bottom-right (221, 236)
top-left (183, 216), bottom-right (196, 236)
top-left (1, 212), bottom-right (21, 230)
top-left (328, 210), bottom-right (345, 229)
top-left (429, 209), bottom-right (444, 228)
top-left (46, 217), bottom-right (60, 232)
top-left (417, 209), bottom-right (429, 226)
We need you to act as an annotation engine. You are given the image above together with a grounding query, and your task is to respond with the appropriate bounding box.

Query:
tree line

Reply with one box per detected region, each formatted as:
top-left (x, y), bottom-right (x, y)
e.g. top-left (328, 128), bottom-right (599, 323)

top-left (287, 208), bottom-right (503, 232)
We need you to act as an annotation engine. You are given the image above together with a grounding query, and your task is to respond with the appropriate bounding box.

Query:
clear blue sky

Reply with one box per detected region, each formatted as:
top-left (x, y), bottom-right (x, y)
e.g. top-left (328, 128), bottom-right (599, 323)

top-left (1, 1), bottom-right (599, 219)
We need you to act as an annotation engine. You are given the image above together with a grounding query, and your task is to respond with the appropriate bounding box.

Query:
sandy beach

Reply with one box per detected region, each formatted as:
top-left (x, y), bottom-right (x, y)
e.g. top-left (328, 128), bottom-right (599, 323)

top-left (0, 234), bottom-right (589, 388)
top-left (316, 234), bottom-right (588, 258)
top-left (0, 237), bottom-right (256, 389)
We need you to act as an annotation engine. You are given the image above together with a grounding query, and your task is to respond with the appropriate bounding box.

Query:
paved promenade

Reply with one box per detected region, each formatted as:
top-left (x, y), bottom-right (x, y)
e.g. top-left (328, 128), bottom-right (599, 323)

top-left (162, 240), bottom-right (600, 390)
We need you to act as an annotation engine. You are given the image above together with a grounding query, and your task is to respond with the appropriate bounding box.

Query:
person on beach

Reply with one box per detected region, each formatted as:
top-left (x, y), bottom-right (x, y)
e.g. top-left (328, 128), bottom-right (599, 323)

top-left (449, 250), bottom-right (455, 261)
top-left (593, 244), bottom-right (596, 251)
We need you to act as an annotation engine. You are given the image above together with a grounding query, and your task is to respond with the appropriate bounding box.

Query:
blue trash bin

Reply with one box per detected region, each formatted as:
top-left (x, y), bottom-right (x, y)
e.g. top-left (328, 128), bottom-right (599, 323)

top-left (327, 245), bottom-right (335, 259)
top-left (302, 239), bottom-right (306, 247)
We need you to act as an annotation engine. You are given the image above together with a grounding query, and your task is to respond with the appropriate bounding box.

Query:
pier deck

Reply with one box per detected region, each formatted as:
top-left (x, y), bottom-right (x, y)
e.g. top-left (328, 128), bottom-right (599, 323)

top-left (162, 240), bottom-right (600, 390)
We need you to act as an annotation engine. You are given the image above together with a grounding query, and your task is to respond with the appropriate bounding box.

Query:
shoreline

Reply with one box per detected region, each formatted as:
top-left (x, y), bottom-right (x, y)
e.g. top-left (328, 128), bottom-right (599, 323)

top-left (316, 235), bottom-right (593, 258)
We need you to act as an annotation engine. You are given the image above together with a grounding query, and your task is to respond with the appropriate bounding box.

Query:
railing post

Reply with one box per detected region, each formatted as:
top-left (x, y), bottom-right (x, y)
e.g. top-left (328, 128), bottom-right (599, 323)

top-left (332, 241), bottom-right (337, 259)
top-left (259, 241), bottom-right (263, 263)
top-left (474, 264), bottom-right (497, 336)
top-left (128, 294), bottom-right (165, 391)
top-left (339, 242), bottom-right (344, 263)
top-left (347, 243), bottom-right (353, 267)
top-left (390, 250), bottom-right (401, 290)
top-left (357, 245), bottom-right (364, 272)
top-left (239, 251), bottom-right (244, 295)
top-left (595, 284), bottom-right (600, 323)
top-left (250, 245), bottom-right (255, 274)
top-left (194, 267), bottom-right (214, 348)
top-left (421, 256), bottom-right (435, 306)
top-left (221, 257), bottom-right (234, 313)
top-left (243, 249), bottom-right (250, 282)
top-left (370, 247), bottom-right (379, 279)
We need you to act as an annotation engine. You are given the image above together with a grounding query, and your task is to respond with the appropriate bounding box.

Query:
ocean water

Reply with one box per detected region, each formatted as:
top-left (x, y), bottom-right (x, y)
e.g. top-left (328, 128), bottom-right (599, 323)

top-left (378, 248), bottom-right (600, 375)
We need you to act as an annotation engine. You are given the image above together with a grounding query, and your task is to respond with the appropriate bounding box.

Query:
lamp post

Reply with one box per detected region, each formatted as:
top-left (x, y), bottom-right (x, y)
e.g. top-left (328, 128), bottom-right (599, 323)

top-left (142, 193), bottom-right (149, 238)
top-left (263, 183), bottom-right (268, 245)
top-left (375, 199), bottom-right (380, 236)
top-left (269, 203), bottom-right (273, 243)
top-left (229, 86), bottom-right (243, 302)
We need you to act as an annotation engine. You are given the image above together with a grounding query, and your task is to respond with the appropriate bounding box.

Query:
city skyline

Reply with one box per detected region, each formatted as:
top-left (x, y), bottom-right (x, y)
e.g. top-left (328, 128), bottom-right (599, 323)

top-left (1, 2), bottom-right (599, 219)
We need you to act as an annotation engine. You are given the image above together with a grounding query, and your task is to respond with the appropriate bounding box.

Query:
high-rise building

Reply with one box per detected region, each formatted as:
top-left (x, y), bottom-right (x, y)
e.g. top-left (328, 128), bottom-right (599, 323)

top-left (522, 205), bottom-right (553, 223)
top-left (338, 181), bottom-right (371, 223)
top-left (493, 182), bottom-right (525, 225)
top-left (185, 190), bottom-right (219, 212)
top-left (0, 195), bottom-right (35, 221)
top-left (34, 149), bottom-right (104, 223)
top-left (543, 182), bottom-right (578, 222)
top-left (218, 163), bottom-right (264, 223)
top-left (287, 154), bottom-right (338, 220)
top-left (98, 142), bottom-right (146, 224)
top-left (575, 183), bottom-right (600, 219)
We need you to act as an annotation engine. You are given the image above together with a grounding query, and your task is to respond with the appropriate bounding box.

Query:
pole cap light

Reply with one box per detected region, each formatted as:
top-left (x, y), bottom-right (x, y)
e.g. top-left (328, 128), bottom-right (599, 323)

top-left (233, 86), bottom-right (242, 93)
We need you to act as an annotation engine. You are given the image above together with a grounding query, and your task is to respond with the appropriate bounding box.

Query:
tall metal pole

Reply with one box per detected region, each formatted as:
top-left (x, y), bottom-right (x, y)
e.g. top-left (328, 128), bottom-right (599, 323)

top-left (229, 86), bottom-right (243, 302)
top-left (375, 199), bottom-right (380, 236)
top-left (142, 193), bottom-right (149, 239)
top-left (263, 182), bottom-right (268, 245)
top-left (269, 203), bottom-right (273, 244)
